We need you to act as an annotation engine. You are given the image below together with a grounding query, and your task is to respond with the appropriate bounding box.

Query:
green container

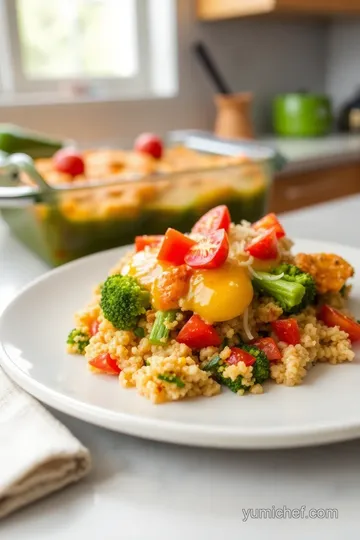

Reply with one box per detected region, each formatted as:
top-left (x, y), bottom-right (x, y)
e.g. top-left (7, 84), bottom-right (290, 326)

top-left (273, 93), bottom-right (333, 137)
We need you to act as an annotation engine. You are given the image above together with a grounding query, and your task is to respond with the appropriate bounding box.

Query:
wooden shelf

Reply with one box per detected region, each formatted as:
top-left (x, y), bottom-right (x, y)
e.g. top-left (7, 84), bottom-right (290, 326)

top-left (197, 0), bottom-right (360, 20)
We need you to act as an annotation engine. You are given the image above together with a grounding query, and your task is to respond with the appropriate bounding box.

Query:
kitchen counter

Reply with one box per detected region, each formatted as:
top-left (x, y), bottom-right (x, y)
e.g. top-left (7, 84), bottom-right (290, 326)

top-left (262, 133), bottom-right (360, 174)
top-left (2, 195), bottom-right (360, 539)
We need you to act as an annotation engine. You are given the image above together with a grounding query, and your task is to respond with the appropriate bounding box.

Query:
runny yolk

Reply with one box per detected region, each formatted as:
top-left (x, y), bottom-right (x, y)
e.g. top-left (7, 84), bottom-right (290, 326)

top-left (182, 261), bottom-right (253, 324)
top-left (121, 249), bottom-right (163, 288)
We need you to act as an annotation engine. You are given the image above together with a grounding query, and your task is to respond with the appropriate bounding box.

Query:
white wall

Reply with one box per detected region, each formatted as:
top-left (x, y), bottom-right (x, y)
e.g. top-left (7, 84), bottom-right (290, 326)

top-left (0, 1), bottom-right (328, 144)
top-left (326, 18), bottom-right (360, 112)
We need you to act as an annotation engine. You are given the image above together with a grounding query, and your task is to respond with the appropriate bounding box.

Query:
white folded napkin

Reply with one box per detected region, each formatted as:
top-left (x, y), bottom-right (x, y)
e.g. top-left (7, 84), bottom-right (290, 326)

top-left (0, 369), bottom-right (91, 519)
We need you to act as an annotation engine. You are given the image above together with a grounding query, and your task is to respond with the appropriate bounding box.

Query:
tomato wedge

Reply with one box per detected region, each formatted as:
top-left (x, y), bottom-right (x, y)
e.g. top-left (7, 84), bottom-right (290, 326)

top-left (157, 228), bottom-right (196, 266)
top-left (135, 235), bottom-right (163, 252)
top-left (176, 314), bottom-right (221, 349)
top-left (251, 337), bottom-right (282, 362)
top-left (192, 205), bottom-right (231, 235)
top-left (90, 320), bottom-right (100, 336)
top-left (318, 305), bottom-right (360, 342)
top-left (226, 347), bottom-right (256, 367)
top-left (245, 229), bottom-right (278, 260)
top-left (184, 229), bottom-right (229, 269)
top-left (253, 213), bottom-right (285, 239)
top-left (271, 319), bottom-right (301, 345)
top-left (88, 352), bottom-right (121, 375)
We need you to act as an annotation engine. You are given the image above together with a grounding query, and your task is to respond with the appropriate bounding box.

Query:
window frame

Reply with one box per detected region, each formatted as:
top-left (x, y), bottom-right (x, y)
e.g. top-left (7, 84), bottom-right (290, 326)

top-left (1, 0), bottom-right (154, 99)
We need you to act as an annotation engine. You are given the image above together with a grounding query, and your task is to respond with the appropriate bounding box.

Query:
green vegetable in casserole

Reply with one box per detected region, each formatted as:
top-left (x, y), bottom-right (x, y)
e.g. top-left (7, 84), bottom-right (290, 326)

top-left (158, 373), bottom-right (185, 388)
top-left (252, 263), bottom-right (316, 314)
top-left (67, 328), bottom-right (90, 355)
top-left (203, 345), bottom-right (269, 392)
top-left (149, 310), bottom-right (177, 345)
top-left (238, 344), bottom-right (270, 384)
top-left (134, 327), bottom-right (145, 338)
top-left (100, 274), bottom-right (150, 330)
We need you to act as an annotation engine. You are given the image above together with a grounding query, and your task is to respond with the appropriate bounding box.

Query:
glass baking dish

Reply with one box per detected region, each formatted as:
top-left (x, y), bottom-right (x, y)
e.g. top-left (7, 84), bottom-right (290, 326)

top-left (0, 130), bottom-right (282, 266)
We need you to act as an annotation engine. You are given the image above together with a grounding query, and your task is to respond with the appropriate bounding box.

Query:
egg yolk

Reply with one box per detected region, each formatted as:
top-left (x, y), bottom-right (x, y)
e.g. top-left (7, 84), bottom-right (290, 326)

top-left (121, 249), bottom-right (163, 288)
top-left (182, 261), bottom-right (253, 324)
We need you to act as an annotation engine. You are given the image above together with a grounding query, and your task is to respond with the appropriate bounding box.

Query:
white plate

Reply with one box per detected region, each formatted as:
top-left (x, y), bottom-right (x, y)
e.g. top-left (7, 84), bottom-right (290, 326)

top-left (1, 239), bottom-right (360, 449)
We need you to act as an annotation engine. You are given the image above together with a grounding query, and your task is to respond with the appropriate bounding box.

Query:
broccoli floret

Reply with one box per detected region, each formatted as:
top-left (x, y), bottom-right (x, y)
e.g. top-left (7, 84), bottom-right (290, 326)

top-left (100, 274), bottom-right (150, 330)
top-left (252, 263), bottom-right (316, 314)
top-left (239, 344), bottom-right (270, 384)
top-left (203, 344), bottom-right (270, 392)
top-left (67, 328), bottom-right (90, 355)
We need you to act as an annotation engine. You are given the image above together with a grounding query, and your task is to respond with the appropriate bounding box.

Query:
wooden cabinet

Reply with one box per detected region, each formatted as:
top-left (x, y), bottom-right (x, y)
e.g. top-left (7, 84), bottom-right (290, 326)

top-left (197, 0), bottom-right (360, 20)
top-left (269, 162), bottom-right (360, 214)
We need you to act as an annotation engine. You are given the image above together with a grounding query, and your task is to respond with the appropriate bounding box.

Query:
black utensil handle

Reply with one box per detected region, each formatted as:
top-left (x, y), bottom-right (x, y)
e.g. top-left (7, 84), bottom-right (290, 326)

top-left (193, 41), bottom-right (232, 95)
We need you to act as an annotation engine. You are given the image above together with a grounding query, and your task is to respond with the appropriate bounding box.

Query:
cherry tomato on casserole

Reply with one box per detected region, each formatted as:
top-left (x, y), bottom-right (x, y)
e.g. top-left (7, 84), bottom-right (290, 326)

top-left (226, 347), bottom-right (256, 367)
top-left (176, 314), bottom-right (221, 349)
top-left (252, 213), bottom-right (285, 239)
top-left (318, 305), bottom-right (360, 342)
top-left (184, 229), bottom-right (229, 270)
top-left (54, 148), bottom-right (85, 177)
top-left (88, 353), bottom-right (121, 375)
top-left (245, 229), bottom-right (279, 260)
top-left (271, 319), bottom-right (301, 345)
top-left (251, 337), bottom-right (282, 362)
top-left (134, 133), bottom-right (163, 159)
top-left (135, 235), bottom-right (163, 252)
top-left (157, 228), bottom-right (196, 266)
top-left (192, 205), bottom-right (231, 235)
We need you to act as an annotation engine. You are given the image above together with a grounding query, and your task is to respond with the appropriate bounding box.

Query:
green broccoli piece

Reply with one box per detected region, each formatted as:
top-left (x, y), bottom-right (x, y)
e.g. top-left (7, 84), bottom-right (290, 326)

top-left (158, 373), bottom-right (185, 388)
top-left (149, 310), bottom-right (177, 345)
top-left (100, 274), bottom-right (150, 330)
top-left (134, 327), bottom-right (145, 339)
top-left (67, 328), bottom-right (90, 355)
top-left (203, 344), bottom-right (269, 393)
top-left (239, 344), bottom-right (270, 384)
top-left (252, 263), bottom-right (316, 314)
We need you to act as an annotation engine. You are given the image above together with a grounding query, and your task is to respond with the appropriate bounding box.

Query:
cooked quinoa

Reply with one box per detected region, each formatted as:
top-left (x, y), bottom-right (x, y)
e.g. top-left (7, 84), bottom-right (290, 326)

top-left (67, 208), bottom-right (358, 404)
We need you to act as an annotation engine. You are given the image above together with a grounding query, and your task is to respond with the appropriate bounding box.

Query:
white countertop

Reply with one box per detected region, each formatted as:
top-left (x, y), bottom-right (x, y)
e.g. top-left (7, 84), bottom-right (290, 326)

top-left (262, 133), bottom-right (360, 173)
top-left (2, 196), bottom-right (360, 539)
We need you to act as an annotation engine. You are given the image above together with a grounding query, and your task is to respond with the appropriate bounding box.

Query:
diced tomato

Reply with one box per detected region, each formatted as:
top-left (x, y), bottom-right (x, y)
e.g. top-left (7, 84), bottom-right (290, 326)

top-left (157, 228), bottom-right (196, 266)
top-left (134, 133), bottom-right (163, 159)
top-left (88, 353), bottom-right (121, 375)
top-left (184, 229), bottom-right (229, 269)
top-left (253, 213), bottom-right (285, 239)
top-left (90, 320), bottom-right (100, 336)
top-left (271, 319), bottom-right (301, 345)
top-left (226, 347), bottom-right (256, 367)
top-left (318, 305), bottom-right (360, 342)
top-left (176, 314), bottom-right (221, 349)
top-left (135, 235), bottom-right (163, 252)
top-left (54, 148), bottom-right (85, 177)
top-left (192, 205), bottom-right (231, 235)
top-left (251, 337), bottom-right (282, 362)
top-left (245, 229), bottom-right (278, 260)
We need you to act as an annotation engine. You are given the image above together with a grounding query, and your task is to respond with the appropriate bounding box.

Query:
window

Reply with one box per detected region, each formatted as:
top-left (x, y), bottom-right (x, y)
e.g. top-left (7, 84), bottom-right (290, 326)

top-left (0, 0), bottom-right (177, 102)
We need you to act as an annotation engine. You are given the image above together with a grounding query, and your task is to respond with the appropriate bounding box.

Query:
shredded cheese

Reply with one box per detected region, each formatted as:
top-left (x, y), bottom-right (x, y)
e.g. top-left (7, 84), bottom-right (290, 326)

top-left (243, 307), bottom-right (254, 341)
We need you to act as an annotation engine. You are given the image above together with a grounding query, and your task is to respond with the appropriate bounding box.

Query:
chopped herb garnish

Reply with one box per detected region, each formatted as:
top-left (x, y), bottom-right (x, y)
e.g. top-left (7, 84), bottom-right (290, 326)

top-left (203, 354), bottom-right (222, 372)
top-left (158, 373), bottom-right (185, 388)
top-left (220, 338), bottom-right (229, 351)
top-left (134, 327), bottom-right (145, 338)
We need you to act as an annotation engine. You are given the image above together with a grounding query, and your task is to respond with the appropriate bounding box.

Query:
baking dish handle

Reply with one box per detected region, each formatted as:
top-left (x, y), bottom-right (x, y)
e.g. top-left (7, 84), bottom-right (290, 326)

top-left (0, 186), bottom-right (40, 207)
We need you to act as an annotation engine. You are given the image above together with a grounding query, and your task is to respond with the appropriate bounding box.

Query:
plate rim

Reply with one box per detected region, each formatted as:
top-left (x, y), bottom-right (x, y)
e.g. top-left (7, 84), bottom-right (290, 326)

top-left (1, 237), bottom-right (360, 449)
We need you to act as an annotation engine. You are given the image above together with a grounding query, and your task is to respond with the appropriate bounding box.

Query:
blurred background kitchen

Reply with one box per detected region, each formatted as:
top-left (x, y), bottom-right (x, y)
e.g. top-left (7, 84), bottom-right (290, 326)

top-left (1, 0), bottom-right (360, 265)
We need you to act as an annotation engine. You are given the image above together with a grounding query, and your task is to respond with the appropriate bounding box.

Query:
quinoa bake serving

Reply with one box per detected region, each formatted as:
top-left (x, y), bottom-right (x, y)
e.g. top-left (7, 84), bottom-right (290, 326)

top-left (67, 206), bottom-right (359, 404)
